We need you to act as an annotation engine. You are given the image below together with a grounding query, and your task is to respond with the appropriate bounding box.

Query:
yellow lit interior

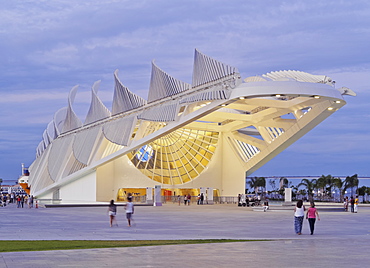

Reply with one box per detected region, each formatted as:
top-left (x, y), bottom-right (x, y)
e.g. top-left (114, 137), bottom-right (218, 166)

top-left (127, 128), bottom-right (219, 185)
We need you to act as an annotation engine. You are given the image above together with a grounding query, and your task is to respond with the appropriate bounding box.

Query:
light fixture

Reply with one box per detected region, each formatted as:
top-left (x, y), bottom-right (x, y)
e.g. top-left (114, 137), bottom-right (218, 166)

top-left (314, 96), bottom-right (320, 99)
top-left (328, 107), bottom-right (334, 111)
top-left (239, 97), bottom-right (245, 100)
top-left (335, 100), bottom-right (341, 104)
top-left (221, 104), bottom-right (226, 107)
top-left (275, 94), bottom-right (281, 97)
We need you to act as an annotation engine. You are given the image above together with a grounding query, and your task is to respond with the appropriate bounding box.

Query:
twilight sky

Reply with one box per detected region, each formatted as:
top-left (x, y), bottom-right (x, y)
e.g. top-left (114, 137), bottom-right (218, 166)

top-left (1, 0), bottom-right (369, 182)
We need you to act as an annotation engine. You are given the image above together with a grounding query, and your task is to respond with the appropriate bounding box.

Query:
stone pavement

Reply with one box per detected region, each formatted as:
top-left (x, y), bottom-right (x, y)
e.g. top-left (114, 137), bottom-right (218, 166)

top-left (0, 202), bottom-right (369, 267)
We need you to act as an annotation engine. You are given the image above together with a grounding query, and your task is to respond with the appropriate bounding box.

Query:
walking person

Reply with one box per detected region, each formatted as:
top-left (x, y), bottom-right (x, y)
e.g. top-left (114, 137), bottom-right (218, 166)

top-left (263, 198), bottom-right (269, 212)
top-left (350, 196), bottom-right (355, 213)
top-left (28, 195), bottom-right (34, 208)
top-left (294, 200), bottom-right (305, 235)
top-left (16, 196), bottom-right (21, 208)
top-left (200, 193), bottom-right (204, 205)
top-left (354, 196), bottom-right (359, 213)
top-left (344, 196), bottom-right (348, 212)
top-left (306, 202), bottom-right (320, 235)
top-left (125, 196), bottom-right (134, 227)
top-left (187, 193), bottom-right (191, 205)
top-left (21, 195), bottom-right (25, 208)
top-left (108, 200), bottom-right (117, 227)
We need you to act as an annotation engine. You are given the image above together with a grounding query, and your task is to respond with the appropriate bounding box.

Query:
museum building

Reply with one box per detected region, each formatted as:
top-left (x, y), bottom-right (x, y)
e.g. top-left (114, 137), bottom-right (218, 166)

top-left (25, 49), bottom-right (355, 203)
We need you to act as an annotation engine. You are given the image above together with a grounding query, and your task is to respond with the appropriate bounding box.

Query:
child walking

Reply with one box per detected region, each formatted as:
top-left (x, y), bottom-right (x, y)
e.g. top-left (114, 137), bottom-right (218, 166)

top-left (108, 200), bottom-right (117, 227)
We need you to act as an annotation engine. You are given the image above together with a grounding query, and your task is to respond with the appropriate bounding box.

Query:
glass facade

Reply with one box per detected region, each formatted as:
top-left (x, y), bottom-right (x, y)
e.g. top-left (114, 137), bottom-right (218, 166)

top-left (128, 128), bottom-right (219, 185)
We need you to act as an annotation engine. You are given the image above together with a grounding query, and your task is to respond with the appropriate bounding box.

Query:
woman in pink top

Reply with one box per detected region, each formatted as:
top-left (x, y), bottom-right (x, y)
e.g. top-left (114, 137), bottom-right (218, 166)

top-left (306, 202), bottom-right (320, 235)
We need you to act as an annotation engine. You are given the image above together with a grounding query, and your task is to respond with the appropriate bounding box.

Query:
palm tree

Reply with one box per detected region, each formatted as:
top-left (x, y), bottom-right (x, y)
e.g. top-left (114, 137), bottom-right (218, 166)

top-left (247, 177), bottom-right (259, 195)
top-left (247, 177), bottom-right (266, 196)
top-left (279, 177), bottom-right (289, 189)
top-left (358, 186), bottom-right (367, 201)
top-left (344, 174), bottom-right (359, 197)
top-left (269, 179), bottom-right (277, 198)
top-left (316, 175), bottom-right (335, 200)
top-left (298, 178), bottom-right (317, 202)
top-left (332, 177), bottom-right (344, 202)
top-left (259, 177), bottom-right (266, 196)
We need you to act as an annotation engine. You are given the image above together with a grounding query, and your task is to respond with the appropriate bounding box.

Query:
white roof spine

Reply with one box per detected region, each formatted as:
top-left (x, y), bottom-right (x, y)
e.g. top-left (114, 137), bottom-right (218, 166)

top-left (61, 85), bottom-right (83, 133)
top-left (48, 135), bottom-right (74, 182)
top-left (42, 130), bottom-right (51, 148)
top-left (84, 80), bottom-right (111, 125)
top-left (112, 70), bottom-right (147, 115)
top-left (179, 84), bottom-right (231, 104)
top-left (138, 103), bottom-right (178, 122)
top-left (148, 61), bottom-right (191, 103)
top-left (36, 140), bottom-right (45, 157)
top-left (53, 107), bottom-right (67, 136)
top-left (192, 49), bottom-right (239, 87)
top-left (47, 121), bottom-right (57, 141)
top-left (262, 70), bottom-right (333, 85)
top-left (102, 115), bottom-right (137, 146)
top-left (73, 126), bottom-right (101, 165)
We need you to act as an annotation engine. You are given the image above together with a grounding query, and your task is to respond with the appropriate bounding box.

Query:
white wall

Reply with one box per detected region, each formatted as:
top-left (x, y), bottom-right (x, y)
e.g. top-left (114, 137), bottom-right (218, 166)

top-left (60, 172), bottom-right (97, 202)
top-left (96, 154), bottom-right (158, 201)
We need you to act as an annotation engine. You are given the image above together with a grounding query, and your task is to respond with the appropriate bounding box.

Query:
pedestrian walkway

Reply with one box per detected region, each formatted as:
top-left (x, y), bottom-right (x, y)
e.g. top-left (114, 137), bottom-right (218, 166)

top-left (0, 202), bottom-right (369, 267)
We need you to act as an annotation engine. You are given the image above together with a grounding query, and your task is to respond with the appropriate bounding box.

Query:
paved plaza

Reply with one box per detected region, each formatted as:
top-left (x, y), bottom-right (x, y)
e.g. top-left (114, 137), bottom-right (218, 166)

top-left (0, 202), bottom-right (369, 267)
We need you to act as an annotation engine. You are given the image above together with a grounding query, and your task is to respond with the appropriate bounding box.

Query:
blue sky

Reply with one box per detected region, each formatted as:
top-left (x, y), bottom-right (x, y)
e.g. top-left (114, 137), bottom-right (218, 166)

top-left (1, 0), bottom-right (369, 182)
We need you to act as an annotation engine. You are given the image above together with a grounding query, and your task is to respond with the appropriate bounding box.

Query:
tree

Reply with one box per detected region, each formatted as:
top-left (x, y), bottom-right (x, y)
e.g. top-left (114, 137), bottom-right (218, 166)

top-left (259, 177), bottom-right (266, 196)
top-left (316, 175), bottom-right (335, 200)
top-left (269, 179), bottom-right (277, 198)
top-left (332, 177), bottom-right (344, 202)
top-left (247, 177), bottom-right (266, 197)
top-left (344, 174), bottom-right (359, 197)
top-left (247, 177), bottom-right (258, 194)
top-left (358, 186), bottom-right (367, 196)
top-left (298, 178), bottom-right (317, 202)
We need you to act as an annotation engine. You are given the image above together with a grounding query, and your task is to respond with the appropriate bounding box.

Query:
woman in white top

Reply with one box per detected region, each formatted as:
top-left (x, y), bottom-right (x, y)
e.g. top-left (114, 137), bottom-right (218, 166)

top-left (294, 200), bottom-right (305, 235)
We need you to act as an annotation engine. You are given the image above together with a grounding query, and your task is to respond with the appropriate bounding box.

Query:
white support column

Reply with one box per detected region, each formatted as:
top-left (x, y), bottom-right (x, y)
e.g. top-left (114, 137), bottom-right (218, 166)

top-left (153, 185), bottom-right (162, 206)
top-left (285, 188), bottom-right (292, 205)
top-left (146, 187), bottom-right (153, 205)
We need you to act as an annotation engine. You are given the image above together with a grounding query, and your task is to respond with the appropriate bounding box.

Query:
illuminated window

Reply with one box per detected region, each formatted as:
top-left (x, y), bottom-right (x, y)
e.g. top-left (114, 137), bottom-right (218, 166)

top-left (128, 128), bottom-right (219, 185)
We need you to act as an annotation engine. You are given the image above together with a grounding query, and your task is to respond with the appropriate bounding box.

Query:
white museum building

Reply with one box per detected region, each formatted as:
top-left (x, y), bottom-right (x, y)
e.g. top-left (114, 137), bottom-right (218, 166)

top-left (24, 49), bottom-right (355, 203)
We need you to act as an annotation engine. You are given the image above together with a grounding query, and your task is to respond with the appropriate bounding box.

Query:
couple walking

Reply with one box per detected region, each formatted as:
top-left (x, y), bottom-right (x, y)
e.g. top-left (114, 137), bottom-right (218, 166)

top-left (294, 200), bottom-right (320, 235)
top-left (108, 197), bottom-right (135, 227)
